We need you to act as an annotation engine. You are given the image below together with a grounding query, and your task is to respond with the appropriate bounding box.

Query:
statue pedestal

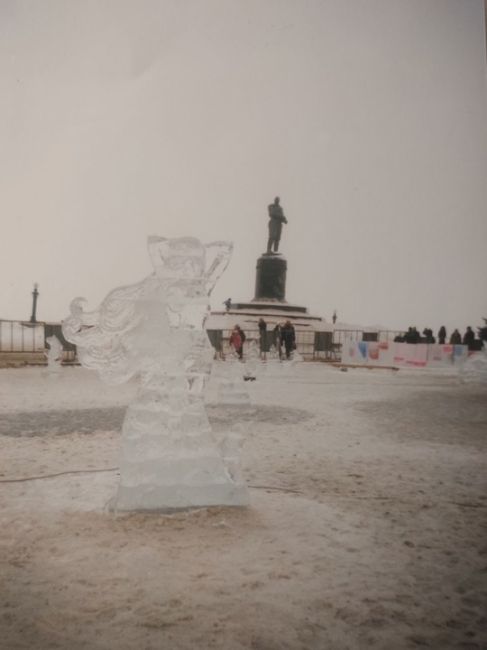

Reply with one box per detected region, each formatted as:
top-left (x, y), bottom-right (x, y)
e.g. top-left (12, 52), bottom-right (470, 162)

top-left (254, 254), bottom-right (287, 302)
top-left (220, 251), bottom-right (308, 314)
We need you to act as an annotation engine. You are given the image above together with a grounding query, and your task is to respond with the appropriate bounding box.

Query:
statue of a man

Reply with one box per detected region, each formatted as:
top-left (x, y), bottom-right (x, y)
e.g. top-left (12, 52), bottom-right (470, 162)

top-left (267, 196), bottom-right (288, 254)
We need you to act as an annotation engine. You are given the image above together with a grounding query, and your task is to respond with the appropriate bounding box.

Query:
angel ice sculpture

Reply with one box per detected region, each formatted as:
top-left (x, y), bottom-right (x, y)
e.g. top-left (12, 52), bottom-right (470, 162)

top-left (63, 236), bottom-right (249, 511)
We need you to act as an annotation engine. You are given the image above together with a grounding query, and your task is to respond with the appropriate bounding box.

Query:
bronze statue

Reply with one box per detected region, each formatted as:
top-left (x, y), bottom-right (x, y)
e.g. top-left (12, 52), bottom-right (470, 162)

top-left (267, 196), bottom-right (287, 254)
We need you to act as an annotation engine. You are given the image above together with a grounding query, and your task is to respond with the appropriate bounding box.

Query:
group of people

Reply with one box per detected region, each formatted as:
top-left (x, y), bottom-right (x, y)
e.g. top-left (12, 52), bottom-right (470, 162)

top-left (457, 325), bottom-right (487, 351)
top-left (262, 318), bottom-right (296, 360)
top-left (228, 318), bottom-right (296, 361)
top-left (394, 325), bottom-right (481, 350)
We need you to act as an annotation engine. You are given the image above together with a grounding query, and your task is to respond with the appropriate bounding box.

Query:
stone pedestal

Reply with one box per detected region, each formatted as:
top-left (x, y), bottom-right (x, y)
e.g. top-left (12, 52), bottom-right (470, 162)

top-left (254, 254), bottom-right (287, 302)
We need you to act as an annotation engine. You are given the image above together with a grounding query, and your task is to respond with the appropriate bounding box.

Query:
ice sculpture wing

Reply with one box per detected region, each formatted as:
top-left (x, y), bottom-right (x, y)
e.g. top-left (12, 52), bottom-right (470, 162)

top-left (204, 241), bottom-right (233, 296)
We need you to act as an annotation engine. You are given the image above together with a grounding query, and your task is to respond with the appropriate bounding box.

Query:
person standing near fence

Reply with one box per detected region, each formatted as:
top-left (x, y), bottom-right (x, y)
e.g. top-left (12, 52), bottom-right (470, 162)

top-left (463, 326), bottom-right (475, 350)
top-left (280, 320), bottom-right (296, 359)
top-left (450, 329), bottom-right (461, 345)
top-left (438, 326), bottom-right (447, 345)
top-left (236, 325), bottom-right (246, 357)
top-left (229, 326), bottom-right (243, 360)
top-left (272, 323), bottom-right (283, 359)
top-left (258, 318), bottom-right (267, 360)
top-left (231, 325), bottom-right (246, 359)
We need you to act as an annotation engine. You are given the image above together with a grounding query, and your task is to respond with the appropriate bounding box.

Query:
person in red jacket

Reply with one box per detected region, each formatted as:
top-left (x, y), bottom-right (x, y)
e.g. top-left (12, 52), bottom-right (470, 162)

top-left (229, 325), bottom-right (245, 359)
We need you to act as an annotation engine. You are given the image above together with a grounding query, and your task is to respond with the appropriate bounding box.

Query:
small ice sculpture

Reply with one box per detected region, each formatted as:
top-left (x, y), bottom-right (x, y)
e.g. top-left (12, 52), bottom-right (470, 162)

top-left (460, 343), bottom-right (487, 383)
top-left (213, 358), bottom-right (251, 407)
top-left (243, 340), bottom-right (259, 381)
top-left (63, 236), bottom-right (249, 511)
top-left (45, 335), bottom-right (63, 375)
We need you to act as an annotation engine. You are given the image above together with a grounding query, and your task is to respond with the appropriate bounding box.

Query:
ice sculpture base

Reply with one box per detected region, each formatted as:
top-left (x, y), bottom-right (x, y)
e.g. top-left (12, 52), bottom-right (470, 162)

top-left (111, 482), bottom-right (249, 512)
top-left (111, 381), bottom-right (249, 512)
top-left (206, 360), bottom-right (251, 406)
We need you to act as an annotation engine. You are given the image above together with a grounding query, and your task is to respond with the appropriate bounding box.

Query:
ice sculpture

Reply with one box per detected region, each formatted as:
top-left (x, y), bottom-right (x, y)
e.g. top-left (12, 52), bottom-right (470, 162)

top-left (63, 236), bottom-right (249, 511)
top-left (45, 335), bottom-right (63, 374)
top-left (460, 343), bottom-right (487, 383)
top-left (243, 340), bottom-right (259, 381)
top-left (212, 358), bottom-right (251, 407)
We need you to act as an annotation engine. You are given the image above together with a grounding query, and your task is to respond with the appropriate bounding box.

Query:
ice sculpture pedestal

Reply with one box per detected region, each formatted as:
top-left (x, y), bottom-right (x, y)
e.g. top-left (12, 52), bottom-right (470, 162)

top-left (114, 372), bottom-right (249, 511)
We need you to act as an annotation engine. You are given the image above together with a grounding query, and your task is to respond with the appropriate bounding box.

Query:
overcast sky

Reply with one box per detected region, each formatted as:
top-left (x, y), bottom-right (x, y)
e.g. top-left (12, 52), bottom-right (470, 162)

top-left (1, 0), bottom-right (486, 333)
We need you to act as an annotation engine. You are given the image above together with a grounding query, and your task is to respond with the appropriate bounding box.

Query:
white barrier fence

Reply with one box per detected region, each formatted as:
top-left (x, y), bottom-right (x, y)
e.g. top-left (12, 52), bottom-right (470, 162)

top-left (341, 340), bottom-right (469, 368)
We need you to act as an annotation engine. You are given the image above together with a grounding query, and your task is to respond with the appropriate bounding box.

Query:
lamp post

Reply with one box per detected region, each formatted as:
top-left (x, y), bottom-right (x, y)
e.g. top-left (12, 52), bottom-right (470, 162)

top-left (30, 283), bottom-right (39, 323)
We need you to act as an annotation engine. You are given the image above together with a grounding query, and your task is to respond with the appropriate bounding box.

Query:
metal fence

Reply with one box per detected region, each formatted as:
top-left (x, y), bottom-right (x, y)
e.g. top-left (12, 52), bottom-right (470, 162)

top-left (0, 318), bottom-right (406, 365)
top-left (210, 327), bottom-right (406, 361)
top-left (313, 329), bottom-right (405, 361)
top-left (0, 320), bottom-right (45, 352)
top-left (0, 320), bottom-right (77, 364)
top-left (215, 327), bottom-right (317, 359)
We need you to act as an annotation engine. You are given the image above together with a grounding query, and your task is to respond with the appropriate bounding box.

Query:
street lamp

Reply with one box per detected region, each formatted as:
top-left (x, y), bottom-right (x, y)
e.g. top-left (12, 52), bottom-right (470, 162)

top-left (30, 283), bottom-right (39, 323)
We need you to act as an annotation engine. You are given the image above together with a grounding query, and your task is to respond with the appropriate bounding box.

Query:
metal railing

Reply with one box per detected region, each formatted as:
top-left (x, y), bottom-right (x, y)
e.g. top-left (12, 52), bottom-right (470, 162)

top-left (0, 320), bottom-right (78, 364)
top-left (0, 317), bottom-right (407, 365)
top-left (214, 327), bottom-right (326, 360)
top-left (0, 319), bottom-right (45, 353)
top-left (313, 329), bottom-right (406, 361)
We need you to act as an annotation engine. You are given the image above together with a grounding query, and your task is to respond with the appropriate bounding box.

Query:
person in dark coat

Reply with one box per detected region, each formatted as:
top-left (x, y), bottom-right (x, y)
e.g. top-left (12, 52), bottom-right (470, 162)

top-left (423, 328), bottom-right (436, 344)
top-left (258, 318), bottom-right (267, 360)
top-left (449, 329), bottom-right (461, 345)
top-left (236, 325), bottom-right (246, 358)
top-left (463, 326), bottom-right (475, 350)
top-left (272, 324), bottom-right (283, 359)
top-left (438, 326), bottom-right (447, 345)
top-left (280, 320), bottom-right (296, 359)
top-left (478, 318), bottom-right (487, 343)
top-left (404, 326), bottom-right (420, 344)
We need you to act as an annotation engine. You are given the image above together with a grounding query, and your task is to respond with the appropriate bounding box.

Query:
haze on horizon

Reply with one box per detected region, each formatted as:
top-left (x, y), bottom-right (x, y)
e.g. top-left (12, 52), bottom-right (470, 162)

top-left (1, 0), bottom-right (486, 335)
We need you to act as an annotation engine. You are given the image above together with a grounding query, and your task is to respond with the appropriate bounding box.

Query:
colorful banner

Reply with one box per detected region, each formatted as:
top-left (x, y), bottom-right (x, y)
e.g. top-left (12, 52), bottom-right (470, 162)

top-left (341, 340), bottom-right (468, 368)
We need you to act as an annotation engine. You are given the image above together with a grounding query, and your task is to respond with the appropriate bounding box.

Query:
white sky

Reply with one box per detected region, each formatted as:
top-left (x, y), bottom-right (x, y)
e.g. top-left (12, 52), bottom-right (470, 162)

top-left (1, 0), bottom-right (486, 334)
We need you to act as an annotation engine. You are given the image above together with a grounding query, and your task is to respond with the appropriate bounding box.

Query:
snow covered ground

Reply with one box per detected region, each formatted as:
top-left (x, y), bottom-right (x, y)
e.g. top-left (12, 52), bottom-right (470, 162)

top-left (0, 363), bottom-right (486, 650)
